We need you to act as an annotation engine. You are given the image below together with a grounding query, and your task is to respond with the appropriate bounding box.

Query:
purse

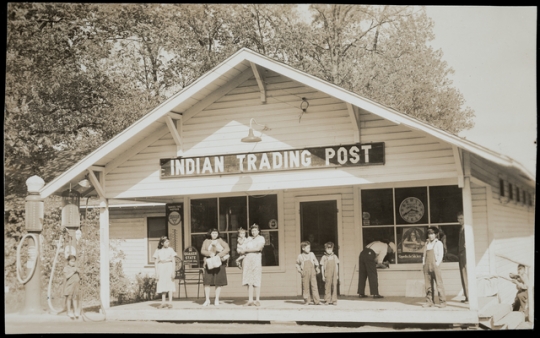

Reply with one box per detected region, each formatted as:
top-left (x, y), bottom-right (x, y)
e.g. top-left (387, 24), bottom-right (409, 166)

top-left (206, 255), bottom-right (222, 269)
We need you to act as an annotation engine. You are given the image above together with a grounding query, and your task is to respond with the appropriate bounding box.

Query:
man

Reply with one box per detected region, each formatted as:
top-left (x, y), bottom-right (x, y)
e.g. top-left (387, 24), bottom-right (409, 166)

top-left (357, 239), bottom-right (396, 299)
top-left (457, 212), bottom-right (469, 303)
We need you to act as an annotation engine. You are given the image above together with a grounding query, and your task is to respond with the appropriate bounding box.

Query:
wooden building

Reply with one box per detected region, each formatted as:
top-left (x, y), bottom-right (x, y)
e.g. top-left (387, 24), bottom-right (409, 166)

top-left (38, 48), bottom-right (535, 323)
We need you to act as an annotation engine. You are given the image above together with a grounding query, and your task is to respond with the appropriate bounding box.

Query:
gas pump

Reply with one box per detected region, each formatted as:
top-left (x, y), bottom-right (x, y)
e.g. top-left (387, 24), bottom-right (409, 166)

top-left (16, 175), bottom-right (46, 315)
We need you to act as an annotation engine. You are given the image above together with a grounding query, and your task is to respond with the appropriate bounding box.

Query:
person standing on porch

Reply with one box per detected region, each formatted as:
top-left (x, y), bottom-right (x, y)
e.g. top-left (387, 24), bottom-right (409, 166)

top-left (238, 223), bottom-right (265, 307)
top-left (320, 242), bottom-right (339, 305)
top-left (422, 227), bottom-right (447, 308)
top-left (201, 228), bottom-right (230, 307)
top-left (153, 236), bottom-right (177, 309)
top-left (357, 239), bottom-right (395, 299)
top-left (296, 241), bottom-right (321, 305)
top-left (457, 211), bottom-right (469, 303)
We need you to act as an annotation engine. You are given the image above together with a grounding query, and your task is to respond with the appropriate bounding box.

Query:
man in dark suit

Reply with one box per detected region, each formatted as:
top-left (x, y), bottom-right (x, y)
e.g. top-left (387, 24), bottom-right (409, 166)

top-left (457, 212), bottom-right (468, 303)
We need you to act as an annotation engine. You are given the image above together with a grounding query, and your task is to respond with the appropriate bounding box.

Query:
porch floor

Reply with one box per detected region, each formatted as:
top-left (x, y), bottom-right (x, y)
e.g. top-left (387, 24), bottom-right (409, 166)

top-left (104, 295), bottom-right (484, 326)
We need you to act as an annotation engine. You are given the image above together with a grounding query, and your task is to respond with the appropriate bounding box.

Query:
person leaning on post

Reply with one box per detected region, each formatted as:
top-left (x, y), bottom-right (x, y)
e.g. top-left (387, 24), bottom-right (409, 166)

top-left (457, 211), bottom-right (468, 303)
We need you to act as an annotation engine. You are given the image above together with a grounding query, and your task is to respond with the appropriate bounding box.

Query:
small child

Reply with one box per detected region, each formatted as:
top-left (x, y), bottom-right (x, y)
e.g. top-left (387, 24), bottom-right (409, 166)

top-left (63, 255), bottom-right (81, 319)
top-left (510, 264), bottom-right (529, 320)
top-left (320, 242), bottom-right (340, 305)
top-left (235, 227), bottom-right (251, 269)
top-left (296, 241), bottom-right (321, 305)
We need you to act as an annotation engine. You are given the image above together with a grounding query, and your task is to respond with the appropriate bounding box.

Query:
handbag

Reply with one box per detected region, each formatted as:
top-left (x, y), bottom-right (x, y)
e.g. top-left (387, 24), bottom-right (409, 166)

top-left (206, 255), bottom-right (222, 269)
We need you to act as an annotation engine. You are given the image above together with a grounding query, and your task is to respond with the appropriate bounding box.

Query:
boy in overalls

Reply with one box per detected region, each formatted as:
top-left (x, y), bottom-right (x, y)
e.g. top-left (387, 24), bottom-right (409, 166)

top-left (296, 241), bottom-right (321, 305)
top-left (422, 227), bottom-right (446, 308)
top-left (320, 242), bottom-right (339, 305)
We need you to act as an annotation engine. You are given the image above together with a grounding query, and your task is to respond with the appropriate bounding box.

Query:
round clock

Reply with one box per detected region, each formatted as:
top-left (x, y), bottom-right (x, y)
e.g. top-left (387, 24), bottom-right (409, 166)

top-left (168, 211), bottom-right (182, 225)
top-left (399, 197), bottom-right (425, 223)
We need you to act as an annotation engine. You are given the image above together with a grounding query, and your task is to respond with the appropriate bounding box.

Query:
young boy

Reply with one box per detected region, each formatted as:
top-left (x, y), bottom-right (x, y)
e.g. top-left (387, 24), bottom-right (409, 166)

top-left (296, 241), bottom-right (321, 305)
top-left (422, 227), bottom-right (446, 308)
top-left (510, 264), bottom-right (529, 320)
top-left (320, 242), bottom-right (339, 305)
top-left (235, 227), bottom-right (250, 269)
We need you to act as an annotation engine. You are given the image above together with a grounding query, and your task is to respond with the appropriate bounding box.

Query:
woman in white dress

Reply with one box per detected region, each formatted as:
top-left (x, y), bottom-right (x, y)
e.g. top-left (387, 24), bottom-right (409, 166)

top-left (238, 224), bottom-right (265, 306)
top-left (153, 236), bottom-right (177, 309)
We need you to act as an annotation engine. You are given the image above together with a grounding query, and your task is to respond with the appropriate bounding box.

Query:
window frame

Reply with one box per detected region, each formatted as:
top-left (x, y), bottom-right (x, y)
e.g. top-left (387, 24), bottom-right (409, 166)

top-left (147, 216), bottom-right (168, 265)
top-left (187, 192), bottom-right (284, 272)
top-left (360, 184), bottom-right (463, 267)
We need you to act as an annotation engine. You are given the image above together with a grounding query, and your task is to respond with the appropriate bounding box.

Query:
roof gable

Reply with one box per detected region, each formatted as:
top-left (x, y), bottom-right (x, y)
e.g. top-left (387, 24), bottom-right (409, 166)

top-left (40, 48), bottom-right (534, 198)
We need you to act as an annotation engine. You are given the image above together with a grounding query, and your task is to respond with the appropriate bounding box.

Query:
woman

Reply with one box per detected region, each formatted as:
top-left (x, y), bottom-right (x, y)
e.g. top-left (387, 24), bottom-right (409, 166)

top-left (153, 236), bottom-right (178, 309)
top-left (238, 223), bottom-right (265, 306)
top-left (200, 228), bottom-right (230, 306)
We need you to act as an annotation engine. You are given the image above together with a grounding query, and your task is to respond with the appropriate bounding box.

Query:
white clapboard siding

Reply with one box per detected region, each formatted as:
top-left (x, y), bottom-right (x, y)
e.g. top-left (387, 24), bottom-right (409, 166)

top-left (471, 183), bottom-right (490, 277)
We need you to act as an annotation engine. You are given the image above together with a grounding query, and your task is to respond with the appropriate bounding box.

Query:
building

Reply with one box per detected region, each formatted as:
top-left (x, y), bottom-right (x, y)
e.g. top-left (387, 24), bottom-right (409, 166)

top-left (38, 48), bottom-right (535, 321)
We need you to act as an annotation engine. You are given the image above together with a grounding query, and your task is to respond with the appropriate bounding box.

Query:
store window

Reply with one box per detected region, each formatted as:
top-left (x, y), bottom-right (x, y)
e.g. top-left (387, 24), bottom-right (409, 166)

top-left (361, 185), bottom-right (463, 265)
top-left (190, 195), bottom-right (279, 268)
top-left (148, 217), bottom-right (168, 264)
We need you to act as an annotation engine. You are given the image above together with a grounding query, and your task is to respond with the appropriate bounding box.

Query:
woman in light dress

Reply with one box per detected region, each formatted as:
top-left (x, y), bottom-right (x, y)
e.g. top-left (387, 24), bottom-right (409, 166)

top-left (237, 224), bottom-right (265, 306)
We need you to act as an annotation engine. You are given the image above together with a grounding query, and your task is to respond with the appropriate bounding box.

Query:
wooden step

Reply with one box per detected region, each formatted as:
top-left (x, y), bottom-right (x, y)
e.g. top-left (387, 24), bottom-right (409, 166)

top-left (494, 311), bottom-right (525, 330)
top-left (478, 303), bottom-right (512, 323)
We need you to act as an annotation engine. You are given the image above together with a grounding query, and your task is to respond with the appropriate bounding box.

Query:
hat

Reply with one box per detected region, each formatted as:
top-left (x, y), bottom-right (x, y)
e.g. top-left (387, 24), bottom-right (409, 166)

top-left (388, 241), bottom-right (397, 253)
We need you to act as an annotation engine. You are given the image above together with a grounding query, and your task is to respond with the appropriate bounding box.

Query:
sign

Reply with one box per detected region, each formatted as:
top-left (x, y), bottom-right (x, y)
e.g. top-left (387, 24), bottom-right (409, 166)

top-left (166, 203), bottom-right (183, 226)
top-left (183, 246), bottom-right (199, 265)
top-left (160, 142), bottom-right (385, 178)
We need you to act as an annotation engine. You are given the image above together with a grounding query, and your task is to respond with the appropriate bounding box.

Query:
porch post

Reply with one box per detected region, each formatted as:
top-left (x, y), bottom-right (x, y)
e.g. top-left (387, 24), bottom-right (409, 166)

top-left (462, 152), bottom-right (478, 311)
top-left (99, 198), bottom-right (110, 309)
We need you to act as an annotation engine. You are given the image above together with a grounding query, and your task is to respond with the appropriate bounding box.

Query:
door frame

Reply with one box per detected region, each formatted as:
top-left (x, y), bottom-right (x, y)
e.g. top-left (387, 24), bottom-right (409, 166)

top-left (295, 194), bottom-right (343, 296)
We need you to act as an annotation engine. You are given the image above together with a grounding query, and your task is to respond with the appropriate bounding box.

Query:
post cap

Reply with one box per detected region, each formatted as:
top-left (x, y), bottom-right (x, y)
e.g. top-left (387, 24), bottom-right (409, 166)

top-left (26, 175), bottom-right (45, 193)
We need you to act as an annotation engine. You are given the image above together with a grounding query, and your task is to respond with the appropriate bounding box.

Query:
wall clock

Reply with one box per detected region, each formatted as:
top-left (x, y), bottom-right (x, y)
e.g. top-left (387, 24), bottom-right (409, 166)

top-left (399, 197), bottom-right (425, 223)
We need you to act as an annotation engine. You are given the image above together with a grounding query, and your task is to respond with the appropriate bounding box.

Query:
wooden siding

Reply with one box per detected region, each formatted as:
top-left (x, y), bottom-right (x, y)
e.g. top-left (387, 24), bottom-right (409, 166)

top-left (470, 153), bottom-right (535, 305)
top-left (105, 71), bottom-right (457, 200)
top-left (471, 183), bottom-right (490, 277)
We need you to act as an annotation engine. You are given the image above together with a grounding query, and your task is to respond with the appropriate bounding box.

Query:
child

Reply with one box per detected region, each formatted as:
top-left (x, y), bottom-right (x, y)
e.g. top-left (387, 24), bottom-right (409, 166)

top-left (296, 241), bottom-right (321, 305)
top-left (320, 242), bottom-right (339, 305)
top-left (235, 227), bottom-right (251, 269)
top-left (510, 264), bottom-right (529, 320)
top-left (63, 255), bottom-right (81, 319)
top-left (422, 227), bottom-right (446, 308)
top-left (153, 236), bottom-right (177, 309)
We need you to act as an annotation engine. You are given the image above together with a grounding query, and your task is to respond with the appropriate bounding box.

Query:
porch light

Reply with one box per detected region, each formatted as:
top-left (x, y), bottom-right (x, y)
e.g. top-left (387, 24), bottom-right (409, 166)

top-left (241, 118), bottom-right (270, 143)
top-left (78, 175), bottom-right (91, 188)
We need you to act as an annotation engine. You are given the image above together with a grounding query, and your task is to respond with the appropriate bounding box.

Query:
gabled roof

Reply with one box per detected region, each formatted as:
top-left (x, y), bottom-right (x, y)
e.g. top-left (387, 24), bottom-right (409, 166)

top-left (40, 48), bottom-right (535, 198)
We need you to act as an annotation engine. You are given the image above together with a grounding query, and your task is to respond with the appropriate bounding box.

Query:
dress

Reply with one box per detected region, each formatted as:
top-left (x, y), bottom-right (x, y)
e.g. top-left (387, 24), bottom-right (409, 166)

top-left (201, 238), bottom-right (230, 287)
top-left (242, 235), bottom-right (265, 287)
top-left (63, 265), bottom-right (80, 297)
top-left (153, 247), bottom-right (178, 294)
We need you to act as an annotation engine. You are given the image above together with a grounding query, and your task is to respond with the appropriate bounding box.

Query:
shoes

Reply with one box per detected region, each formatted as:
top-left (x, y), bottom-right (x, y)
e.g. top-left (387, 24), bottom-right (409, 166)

top-left (167, 304), bottom-right (173, 309)
top-left (255, 301), bottom-right (260, 307)
top-left (358, 294), bottom-right (368, 298)
top-left (214, 299), bottom-right (219, 306)
top-left (373, 295), bottom-right (384, 299)
top-left (331, 302), bottom-right (337, 305)
top-left (461, 299), bottom-right (469, 303)
top-left (304, 299), bottom-right (310, 305)
top-left (159, 304), bottom-right (167, 309)
top-left (68, 312), bottom-right (75, 319)
top-left (202, 300), bottom-right (210, 307)
top-left (244, 302), bottom-right (254, 307)
top-left (435, 303), bottom-right (447, 308)
top-left (422, 303), bottom-right (433, 308)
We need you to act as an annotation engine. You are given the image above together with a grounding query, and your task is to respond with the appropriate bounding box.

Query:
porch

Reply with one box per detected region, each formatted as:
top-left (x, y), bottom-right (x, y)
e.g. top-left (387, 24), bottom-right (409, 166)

top-left (104, 295), bottom-right (484, 327)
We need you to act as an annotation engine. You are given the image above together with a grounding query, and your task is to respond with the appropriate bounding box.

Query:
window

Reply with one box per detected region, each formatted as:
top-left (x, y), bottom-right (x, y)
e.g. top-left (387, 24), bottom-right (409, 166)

top-left (499, 179), bottom-right (505, 197)
top-left (190, 195), bottom-right (279, 267)
top-left (508, 183), bottom-right (514, 200)
top-left (148, 217), bottom-right (168, 264)
top-left (516, 187), bottom-right (521, 203)
top-left (361, 185), bottom-right (463, 265)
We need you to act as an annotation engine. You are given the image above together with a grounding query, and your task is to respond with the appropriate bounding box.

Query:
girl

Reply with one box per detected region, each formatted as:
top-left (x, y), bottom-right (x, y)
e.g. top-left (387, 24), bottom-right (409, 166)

top-left (153, 236), bottom-right (178, 309)
top-left (296, 241), bottom-right (321, 305)
top-left (63, 255), bottom-right (81, 319)
top-left (239, 224), bottom-right (265, 307)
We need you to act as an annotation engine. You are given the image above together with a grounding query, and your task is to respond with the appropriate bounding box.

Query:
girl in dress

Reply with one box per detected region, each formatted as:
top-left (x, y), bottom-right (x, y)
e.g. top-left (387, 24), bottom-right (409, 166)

top-left (238, 224), bottom-right (265, 307)
top-left (63, 255), bottom-right (81, 319)
top-left (153, 236), bottom-right (178, 309)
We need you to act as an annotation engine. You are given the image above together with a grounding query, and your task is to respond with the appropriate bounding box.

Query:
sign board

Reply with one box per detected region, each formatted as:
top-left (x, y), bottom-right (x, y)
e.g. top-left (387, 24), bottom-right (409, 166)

top-left (166, 203), bottom-right (183, 226)
top-left (160, 142), bottom-right (385, 178)
top-left (183, 246), bottom-right (199, 266)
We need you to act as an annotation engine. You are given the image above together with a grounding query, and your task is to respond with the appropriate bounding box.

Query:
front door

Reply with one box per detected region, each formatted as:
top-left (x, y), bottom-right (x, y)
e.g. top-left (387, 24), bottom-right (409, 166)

top-left (300, 199), bottom-right (339, 296)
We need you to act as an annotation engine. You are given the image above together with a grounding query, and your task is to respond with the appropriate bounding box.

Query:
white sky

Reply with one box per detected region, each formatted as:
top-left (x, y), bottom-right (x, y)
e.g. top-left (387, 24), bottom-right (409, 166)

top-left (423, 6), bottom-right (537, 176)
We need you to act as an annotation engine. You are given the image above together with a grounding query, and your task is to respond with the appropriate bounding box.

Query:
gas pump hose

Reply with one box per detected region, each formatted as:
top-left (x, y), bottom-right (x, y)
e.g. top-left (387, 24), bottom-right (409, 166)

top-left (16, 233), bottom-right (40, 285)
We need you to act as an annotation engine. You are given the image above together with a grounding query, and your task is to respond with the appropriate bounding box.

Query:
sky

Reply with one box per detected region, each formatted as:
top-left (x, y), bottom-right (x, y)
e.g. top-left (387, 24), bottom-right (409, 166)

top-left (423, 6), bottom-right (537, 176)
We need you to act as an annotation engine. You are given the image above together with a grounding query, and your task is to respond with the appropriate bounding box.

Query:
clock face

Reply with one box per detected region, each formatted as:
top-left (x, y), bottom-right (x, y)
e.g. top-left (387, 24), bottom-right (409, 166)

top-left (399, 197), bottom-right (425, 223)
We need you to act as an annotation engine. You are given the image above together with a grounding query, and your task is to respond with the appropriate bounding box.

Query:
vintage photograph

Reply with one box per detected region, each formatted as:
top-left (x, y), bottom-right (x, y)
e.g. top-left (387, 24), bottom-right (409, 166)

top-left (4, 4), bottom-right (535, 333)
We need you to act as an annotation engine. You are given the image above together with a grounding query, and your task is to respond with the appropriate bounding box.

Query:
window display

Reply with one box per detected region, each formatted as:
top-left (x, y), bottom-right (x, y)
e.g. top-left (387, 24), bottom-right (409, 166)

top-left (361, 185), bottom-right (463, 265)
